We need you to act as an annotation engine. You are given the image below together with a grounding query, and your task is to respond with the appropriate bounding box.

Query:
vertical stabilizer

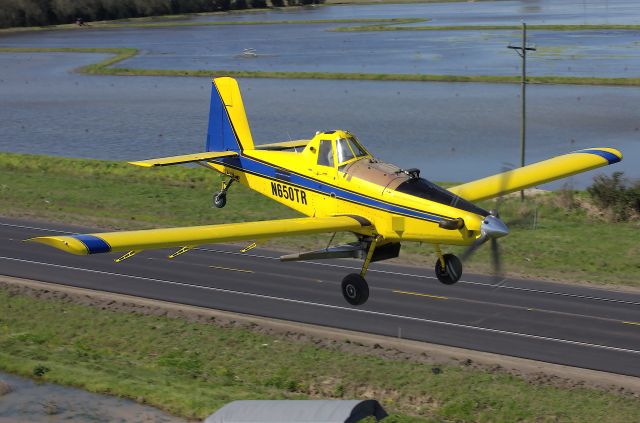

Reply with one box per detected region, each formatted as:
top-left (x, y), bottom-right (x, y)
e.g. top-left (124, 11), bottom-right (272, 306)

top-left (206, 77), bottom-right (255, 152)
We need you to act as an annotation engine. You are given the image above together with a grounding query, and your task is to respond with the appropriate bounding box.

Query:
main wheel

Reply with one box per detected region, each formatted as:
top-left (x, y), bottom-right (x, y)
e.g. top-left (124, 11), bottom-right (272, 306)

top-left (213, 192), bottom-right (227, 208)
top-left (435, 253), bottom-right (462, 285)
top-left (341, 273), bottom-right (369, 306)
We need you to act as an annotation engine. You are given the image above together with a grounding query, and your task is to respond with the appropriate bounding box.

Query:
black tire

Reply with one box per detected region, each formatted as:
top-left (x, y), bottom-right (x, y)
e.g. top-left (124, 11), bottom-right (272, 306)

top-left (213, 192), bottom-right (226, 208)
top-left (435, 253), bottom-right (463, 285)
top-left (341, 273), bottom-right (369, 306)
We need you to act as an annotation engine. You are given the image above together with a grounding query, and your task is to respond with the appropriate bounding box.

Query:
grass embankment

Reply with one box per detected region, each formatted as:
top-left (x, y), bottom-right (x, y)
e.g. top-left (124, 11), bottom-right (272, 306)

top-left (1, 288), bottom-right (639, 422)
top-left (2, 46), bottom-right (639, 86)
top-left (0, 17), bottom-right (426, 33)
top-left (334, 23), bottom-right (640, 32)
top-left (326, 0), bottom-right (468, 4)
top-left (0, 152), bottom-right (638, 287)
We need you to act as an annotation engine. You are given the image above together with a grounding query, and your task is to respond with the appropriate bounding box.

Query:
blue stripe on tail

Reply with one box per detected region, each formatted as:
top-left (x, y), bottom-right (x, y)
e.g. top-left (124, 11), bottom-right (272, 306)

top-left (206, 82), bottom-right (242, 152)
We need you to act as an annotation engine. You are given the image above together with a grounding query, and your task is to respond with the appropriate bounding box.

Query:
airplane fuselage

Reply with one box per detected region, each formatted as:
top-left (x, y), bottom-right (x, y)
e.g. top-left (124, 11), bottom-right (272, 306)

top-left (209, 130), bottom-right (486, 246)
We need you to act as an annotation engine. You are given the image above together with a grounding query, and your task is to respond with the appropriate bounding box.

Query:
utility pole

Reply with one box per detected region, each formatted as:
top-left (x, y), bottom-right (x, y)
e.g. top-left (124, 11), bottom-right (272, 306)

top-left (508, 22), bottom-right (536, 201)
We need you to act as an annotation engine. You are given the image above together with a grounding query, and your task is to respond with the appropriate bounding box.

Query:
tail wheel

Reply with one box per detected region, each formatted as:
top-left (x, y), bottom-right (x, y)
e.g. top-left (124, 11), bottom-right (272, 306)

top-left (435, 253), bottom-right (462, 285)
top-left (213, 192), bottom-right (227, 208)
top-left (341, 273), bottom-right (369, 306)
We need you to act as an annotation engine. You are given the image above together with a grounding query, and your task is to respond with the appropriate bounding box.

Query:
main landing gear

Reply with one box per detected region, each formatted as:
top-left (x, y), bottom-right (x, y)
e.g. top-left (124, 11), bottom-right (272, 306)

top-left (280, 235), bottom-right (401, 306)
top-left (340, 236), bottom-right (379, 306)
top-left (341, 244), bottom-right (463, 305)
top-left (434, 245), bottom-right (462, 285)
top-left (213, 177), bottom-right (235, 208)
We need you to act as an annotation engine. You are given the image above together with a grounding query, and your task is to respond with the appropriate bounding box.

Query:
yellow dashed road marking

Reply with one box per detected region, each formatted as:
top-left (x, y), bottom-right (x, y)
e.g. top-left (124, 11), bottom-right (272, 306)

top-left (209, 265), bottom-right (253, 273)
top-left (622, 321), bottom-right (640, 326)
top-left (393, 290), bottom-right (448, 300)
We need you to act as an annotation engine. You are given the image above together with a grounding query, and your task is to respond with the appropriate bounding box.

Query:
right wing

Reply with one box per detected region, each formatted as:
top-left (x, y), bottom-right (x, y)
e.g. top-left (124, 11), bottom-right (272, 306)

top-left (28, 216), bottom-right (371, 256)
top-left (448, 147), bottom-right (622, 202)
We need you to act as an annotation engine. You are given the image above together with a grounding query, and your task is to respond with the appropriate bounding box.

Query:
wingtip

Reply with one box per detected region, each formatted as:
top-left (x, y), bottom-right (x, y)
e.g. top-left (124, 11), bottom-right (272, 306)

top-left (576, 147), bottom-right (622, 165)
top-left (604, 147), bottom-right (623, 162)
top-left (26, 236), bottom-right (90, 255)
top-left (128, 161), bottom-right (153, 167)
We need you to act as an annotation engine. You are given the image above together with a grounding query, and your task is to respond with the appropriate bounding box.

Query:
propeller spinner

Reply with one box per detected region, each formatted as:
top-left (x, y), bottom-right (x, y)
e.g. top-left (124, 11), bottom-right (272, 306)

top-left (461, 211), bottom-right (509, 281)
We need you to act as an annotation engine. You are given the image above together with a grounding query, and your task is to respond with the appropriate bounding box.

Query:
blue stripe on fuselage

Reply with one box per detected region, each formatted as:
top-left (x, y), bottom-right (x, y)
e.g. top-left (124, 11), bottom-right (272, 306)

top-left (72, 234), bottom-right (111, 254)
top-left (216, 155), bottom-right (445, 223)
top-left (577, 149), bottom-right (621, 165)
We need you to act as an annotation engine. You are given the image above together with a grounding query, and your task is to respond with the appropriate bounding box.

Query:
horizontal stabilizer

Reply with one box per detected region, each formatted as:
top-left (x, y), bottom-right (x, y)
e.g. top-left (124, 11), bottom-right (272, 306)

top-left (255, 140), bottom-right (310, 151)
top-left (28, 216), bottom-right (370, 256)
top-left (129, 151), bottom-right (237, 167)
top-left (448, 148), bottom-right (622, 202)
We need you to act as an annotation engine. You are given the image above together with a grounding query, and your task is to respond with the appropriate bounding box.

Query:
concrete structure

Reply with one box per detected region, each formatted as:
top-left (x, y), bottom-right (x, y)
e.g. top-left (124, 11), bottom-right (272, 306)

top-left (204, 400), bottom-right (388, 423)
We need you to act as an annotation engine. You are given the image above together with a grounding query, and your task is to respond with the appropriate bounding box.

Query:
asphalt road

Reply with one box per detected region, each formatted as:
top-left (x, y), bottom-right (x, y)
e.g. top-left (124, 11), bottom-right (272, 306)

top-left (1, 217), bottom-right (639, 376)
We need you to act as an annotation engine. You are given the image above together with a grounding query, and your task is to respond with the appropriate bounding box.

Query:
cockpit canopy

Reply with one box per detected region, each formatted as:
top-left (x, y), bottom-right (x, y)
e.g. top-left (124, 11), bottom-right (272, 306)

top-left (314, 131), bottom-right (370, 168)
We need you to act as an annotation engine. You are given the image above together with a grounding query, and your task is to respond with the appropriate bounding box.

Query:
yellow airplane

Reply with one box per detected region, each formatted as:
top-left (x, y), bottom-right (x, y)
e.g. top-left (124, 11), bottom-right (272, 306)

top-left (30, 77), bottom-right (623, 306)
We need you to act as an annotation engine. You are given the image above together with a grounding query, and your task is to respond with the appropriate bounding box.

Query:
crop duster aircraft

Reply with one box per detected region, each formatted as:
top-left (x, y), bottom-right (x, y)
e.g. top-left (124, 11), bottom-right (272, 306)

top-left (30, 77), bottom-right (623, 306)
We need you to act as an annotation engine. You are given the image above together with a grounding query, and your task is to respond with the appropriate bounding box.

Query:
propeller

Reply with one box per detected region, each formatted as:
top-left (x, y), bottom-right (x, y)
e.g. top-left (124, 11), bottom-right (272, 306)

top-left (461, 163), bottom-right (515, 281)
top-left (461, 211), bottom-right (509, 281)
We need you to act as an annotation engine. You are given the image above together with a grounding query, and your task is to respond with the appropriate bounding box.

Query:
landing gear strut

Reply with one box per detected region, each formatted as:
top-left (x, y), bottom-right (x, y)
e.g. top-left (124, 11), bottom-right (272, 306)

top-left (434, 245), bottom-right (462, 285)
top-left (340, 235), bottom-right (379, 306)
top-left (213, 177), bottom-right (235, 208)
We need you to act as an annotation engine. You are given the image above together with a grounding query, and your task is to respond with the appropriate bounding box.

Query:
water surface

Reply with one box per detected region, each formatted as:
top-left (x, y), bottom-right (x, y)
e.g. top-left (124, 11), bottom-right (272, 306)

top-left (0, 372), bottom-right (186, 422)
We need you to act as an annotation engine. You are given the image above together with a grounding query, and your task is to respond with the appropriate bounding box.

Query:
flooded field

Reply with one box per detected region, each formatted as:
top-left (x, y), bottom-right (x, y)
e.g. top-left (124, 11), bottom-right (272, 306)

top-left (157, 0), bottom-right (640, 26)
top-left (0, 372), bottom-right (186, 422)
top-left (2, 20), bottom-right (640, 77)
top-left (0, 52), bottom-right (637, 187)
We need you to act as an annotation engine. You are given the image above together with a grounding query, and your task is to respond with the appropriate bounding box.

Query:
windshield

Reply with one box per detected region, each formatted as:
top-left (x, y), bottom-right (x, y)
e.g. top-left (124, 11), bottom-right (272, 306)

top-left (396, 178), bottom-right (489, 217)
top-left (347, 137), bottom-right (368, 157)
top-left (336, 137), bottom-right (368, 165)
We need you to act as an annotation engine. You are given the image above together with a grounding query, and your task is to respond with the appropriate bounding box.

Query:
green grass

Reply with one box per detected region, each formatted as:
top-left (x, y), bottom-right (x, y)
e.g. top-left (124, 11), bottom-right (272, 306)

top-left (333, 23), bottom-right (640, 32)
top-left (2, 47), bottom-right (640, 86)
top-left (1, 288), bottom-right (639, 421)
top-left (0, 17), bottom-right (426, 33)
top-left (0, 152), bottom-right (638, 287)
top-left (326, 0), bottom-right (468, 4)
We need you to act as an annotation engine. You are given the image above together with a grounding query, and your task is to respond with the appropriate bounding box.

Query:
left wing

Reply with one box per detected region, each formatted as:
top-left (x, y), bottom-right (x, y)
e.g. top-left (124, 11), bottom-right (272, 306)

top-left (28, 216), bottom-right (371, 256)
top-left (448, 147), bottom-right (622, 202)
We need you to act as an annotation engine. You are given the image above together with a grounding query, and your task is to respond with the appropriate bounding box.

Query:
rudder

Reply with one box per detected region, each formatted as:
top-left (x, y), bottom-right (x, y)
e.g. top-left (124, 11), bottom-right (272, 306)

top-left (206, 77), bottom-right (255, 152)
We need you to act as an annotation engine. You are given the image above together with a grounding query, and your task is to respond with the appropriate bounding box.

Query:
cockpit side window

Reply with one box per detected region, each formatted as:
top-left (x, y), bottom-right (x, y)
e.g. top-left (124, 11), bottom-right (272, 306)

top-left (317, 140), bottom-right (334, 167)
top-left (336, 138), bottom-right (355, 164)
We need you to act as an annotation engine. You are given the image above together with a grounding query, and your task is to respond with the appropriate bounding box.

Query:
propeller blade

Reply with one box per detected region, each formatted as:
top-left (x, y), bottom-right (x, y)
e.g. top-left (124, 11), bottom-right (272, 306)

top-left (461, 234), bottom-right (487, 262)
top-left (461, 164), bottom-right (512, 280)
top-left (490, 237), bottom-right (503, 280)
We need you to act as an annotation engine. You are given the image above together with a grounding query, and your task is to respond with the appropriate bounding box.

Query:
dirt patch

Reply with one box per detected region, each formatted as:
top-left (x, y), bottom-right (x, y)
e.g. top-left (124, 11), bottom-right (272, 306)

top-left (1, 275), bottom-right (639, 398)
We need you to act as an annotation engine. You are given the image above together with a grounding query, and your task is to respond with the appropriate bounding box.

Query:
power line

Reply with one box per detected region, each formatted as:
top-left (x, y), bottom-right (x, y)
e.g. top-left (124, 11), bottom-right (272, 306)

top-left (507, 22), bottom-right (536, 201)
